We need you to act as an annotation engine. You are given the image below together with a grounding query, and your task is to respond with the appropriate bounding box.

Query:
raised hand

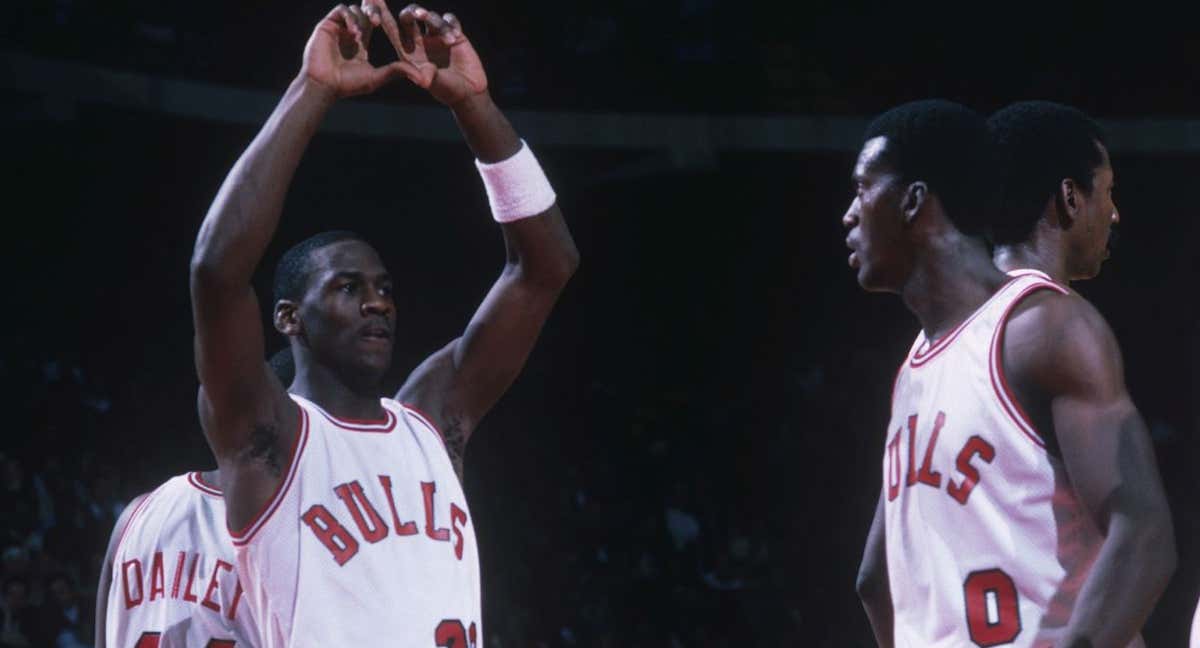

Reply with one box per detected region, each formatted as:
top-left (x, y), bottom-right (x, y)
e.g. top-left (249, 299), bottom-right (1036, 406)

top-left (301, 4), bottom-right (411, 99)
top-left (363, 1), bottom-right (488, 106)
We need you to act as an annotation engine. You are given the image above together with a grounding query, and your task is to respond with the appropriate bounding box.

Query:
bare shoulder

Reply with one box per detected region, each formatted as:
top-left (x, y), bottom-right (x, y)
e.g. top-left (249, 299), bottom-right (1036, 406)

top-left (1003, 289), bottom-right (1124, 397)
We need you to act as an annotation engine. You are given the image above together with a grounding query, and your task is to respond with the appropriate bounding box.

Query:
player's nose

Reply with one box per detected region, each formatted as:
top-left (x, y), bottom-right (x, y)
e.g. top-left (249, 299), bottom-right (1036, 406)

top-left (361, 290), bottom-right (392, 317)
top-left (842, 201), bottom-right (859, 229)
top-left (1111, 205), bottom-right (1120, 225)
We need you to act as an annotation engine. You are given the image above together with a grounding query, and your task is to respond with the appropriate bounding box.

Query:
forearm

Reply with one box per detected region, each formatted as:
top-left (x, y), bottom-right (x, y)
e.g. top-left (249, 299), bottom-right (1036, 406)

top-left (861, 589), bottom-right (894, 648)
top-left (450, 92), bottom-right (521, 162)
top-left (191, 77), bottom-right (334, 280)
top-left (453, 94), bottom-right (578, 283)
top-left (1060, 514), bottom-right (1176, 646)
top-left (857, 494), bottom-right (893, 648)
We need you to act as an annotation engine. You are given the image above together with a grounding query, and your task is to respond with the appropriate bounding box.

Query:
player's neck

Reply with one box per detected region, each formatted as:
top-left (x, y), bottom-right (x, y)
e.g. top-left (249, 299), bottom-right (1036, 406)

top-left (902, 234), bottom-right (1008, 342)
top-left (200, 469), bottom-right (221, 490)
top-left (291, 362), bottom-right (388, 421)
top-left (993, 239), bottom-right (1069, 285)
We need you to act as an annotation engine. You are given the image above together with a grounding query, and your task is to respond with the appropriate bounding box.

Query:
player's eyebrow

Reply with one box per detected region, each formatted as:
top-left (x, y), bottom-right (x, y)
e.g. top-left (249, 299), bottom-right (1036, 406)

top-left (329, 271), bottom-right (393, 286)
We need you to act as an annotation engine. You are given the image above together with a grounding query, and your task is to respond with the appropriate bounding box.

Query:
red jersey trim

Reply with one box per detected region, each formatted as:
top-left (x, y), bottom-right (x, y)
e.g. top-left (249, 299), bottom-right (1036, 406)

top-left (988, 281), bottom-right (1070, 449)
top-left (310, 400), bottom-right (397, 433)
top-left (1005, 268), bottom-right (1053, 282)
top-left (910, 277), bottom-right (1022, 368)
top-left (112, 488), bottom-right (158, 566)
top-left (187, 472), bottom-right (223, 497)
top-left (399, 402), bottom-right (447, 446)
top-left (229, 406), bottom-right (310, 546)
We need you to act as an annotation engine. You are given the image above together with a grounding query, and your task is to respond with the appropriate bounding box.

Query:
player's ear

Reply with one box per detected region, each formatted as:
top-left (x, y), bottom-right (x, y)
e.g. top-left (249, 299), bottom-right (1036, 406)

top-left (1055, 178), bottom-right (1080, 229)
top-left (274, 300), bottom-right (302, 336)
top-left (901, 181), bottom-right (927, 225)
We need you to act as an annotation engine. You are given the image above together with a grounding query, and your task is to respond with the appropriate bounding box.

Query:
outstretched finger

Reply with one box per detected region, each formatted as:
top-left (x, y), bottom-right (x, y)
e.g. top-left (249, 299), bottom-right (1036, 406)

top-left (359, 0), bottom-right (382, 26)
top-left (439, 13), bottom-right (466, 45)
top-left (410, 6), bottom-right (455, 44)
top-left (347, 5), bottom-right (374, 51)
top-left (397, 5), bottom-right (426, 57)
top-left (362, 0), bottom-right (405, 58)
top-left (333, 4), bottom-right (364, 42)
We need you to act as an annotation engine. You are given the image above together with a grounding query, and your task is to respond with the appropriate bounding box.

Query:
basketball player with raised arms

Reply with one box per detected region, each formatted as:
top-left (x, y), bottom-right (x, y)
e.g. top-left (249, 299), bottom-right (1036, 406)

top-left (188, 2), bottom-right (578, 646)
top-left (848, 101), bottom-right (1174, 647)
top-left (93, 354), bottom-right (297, 647)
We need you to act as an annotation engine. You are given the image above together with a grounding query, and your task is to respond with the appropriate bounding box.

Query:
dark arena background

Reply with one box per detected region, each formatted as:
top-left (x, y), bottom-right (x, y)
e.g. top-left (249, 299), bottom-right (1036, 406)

top-left (2, 1), bottom-right (1199, 645)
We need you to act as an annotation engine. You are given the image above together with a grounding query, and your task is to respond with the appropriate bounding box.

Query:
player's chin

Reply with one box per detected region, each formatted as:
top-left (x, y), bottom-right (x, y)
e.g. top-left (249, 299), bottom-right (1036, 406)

top-left (351, 343), bottom-right (393, 375)
top-left (855, 264), bottom-right (889, 293)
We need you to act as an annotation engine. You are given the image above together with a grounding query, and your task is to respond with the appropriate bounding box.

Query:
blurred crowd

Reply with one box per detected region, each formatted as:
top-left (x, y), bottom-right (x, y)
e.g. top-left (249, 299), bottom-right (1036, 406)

top-left (0, 350), bottom-right (800, 647)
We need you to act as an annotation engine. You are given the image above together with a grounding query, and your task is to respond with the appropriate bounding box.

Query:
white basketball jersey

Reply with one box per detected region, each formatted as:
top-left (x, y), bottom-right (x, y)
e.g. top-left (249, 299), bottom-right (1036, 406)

top-left (1191, 598), bottom-right (1200, 648)
top-left (106, 472), bottom-right (260, 647)
top-left (884, 271), bottom-right (1142, 648)
top-left (231, 395), bottom-right (480, 648)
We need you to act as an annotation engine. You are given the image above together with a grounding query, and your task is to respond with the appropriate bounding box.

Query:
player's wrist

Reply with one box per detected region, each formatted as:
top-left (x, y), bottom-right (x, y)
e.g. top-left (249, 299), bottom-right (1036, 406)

top-left (448, 90), bottom-right (495, 118)
top-left (475, 140), bottom-right (556, 223)
top-left (291, 73), bottom-right (339, 107)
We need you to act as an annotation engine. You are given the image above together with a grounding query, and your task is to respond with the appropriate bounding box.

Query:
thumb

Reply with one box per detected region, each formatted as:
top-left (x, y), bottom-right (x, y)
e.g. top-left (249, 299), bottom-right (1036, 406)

top-left (386, 60), bottom-right (433, 88)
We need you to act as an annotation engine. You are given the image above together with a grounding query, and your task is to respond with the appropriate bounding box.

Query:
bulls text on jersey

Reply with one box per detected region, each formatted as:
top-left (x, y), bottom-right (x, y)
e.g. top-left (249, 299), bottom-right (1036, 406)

top-left (885, 411), bottom-right (994, 506)
top-left (302, 477), bottom-right (469, 565)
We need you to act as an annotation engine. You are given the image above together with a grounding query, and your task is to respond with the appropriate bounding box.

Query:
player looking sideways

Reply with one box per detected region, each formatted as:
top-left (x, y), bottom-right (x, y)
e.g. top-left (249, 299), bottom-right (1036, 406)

top-left (991, 101), bottom-right (1121, 285)
top-left (188, 2), bottom-right (578, 646)
top-left (849, 100), bottom-right (1173, 647)
top-left (989, 101), bottom-right (1174, 646)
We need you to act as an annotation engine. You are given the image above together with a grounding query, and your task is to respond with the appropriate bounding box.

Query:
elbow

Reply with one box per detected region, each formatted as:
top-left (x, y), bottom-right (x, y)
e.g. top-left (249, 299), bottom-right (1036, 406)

top-left (516, 242), bottom-right (580, 291)
top-left (855, 561), bottom-right (884, 602)
top-left (189, 247), bottom-right (241, 295)
top-left (558, 240), bottom-right (581, 281)
top-left (1145, 509), bottom-right (1178, 584)
top-left (189, 251), bottom-right (222, 289)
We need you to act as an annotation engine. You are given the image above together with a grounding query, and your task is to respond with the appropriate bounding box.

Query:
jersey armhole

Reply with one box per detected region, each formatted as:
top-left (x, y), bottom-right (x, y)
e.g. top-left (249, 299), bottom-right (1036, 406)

top-left (229, 404), bottom-right (310, 546)
top-left (111, 490), bottom-right (157, 566)
top-left (399, 402), bottom-right (448, 449)
top-left (988, 281), bottom-right (1070, 450)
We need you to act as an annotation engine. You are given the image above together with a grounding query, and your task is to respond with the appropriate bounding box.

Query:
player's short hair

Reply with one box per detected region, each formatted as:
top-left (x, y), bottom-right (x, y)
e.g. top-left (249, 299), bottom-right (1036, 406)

top-left (273, 230), bottom-right (367, 304)
top-left (988, 101), bottom-right (1108, 245)
top-left (863, 100), bottom-right (997, 238)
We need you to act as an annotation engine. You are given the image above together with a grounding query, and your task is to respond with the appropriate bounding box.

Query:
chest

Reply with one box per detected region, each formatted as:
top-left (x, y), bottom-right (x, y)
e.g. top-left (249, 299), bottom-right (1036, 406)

top-left (294, 422), bottom-right (473, 568)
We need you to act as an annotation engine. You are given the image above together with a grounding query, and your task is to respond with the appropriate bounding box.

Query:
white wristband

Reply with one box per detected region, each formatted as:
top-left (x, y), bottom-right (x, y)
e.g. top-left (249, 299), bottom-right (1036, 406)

top-left (475, 140), bottom-right (557, 223)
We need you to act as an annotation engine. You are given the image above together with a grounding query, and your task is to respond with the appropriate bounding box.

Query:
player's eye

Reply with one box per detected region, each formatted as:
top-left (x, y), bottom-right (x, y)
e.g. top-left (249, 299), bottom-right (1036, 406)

top-left (378, 285), bottom-right (392, 297)
top-left (339, 282), bottom-right (357, 294)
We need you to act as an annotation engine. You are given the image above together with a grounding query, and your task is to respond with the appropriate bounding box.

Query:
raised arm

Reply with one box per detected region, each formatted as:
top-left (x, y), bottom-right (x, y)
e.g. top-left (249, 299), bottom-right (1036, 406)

top-left (856, 490), bottom-right (894, 648)
top-left (376, 5), bottom-right (579, 470)
top-left (95, 493), bottom-right (149, 647)
top-left (1004, 293), bottom-right (1176, 646)
top-left (190, 5), bottom-right (411, 528)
